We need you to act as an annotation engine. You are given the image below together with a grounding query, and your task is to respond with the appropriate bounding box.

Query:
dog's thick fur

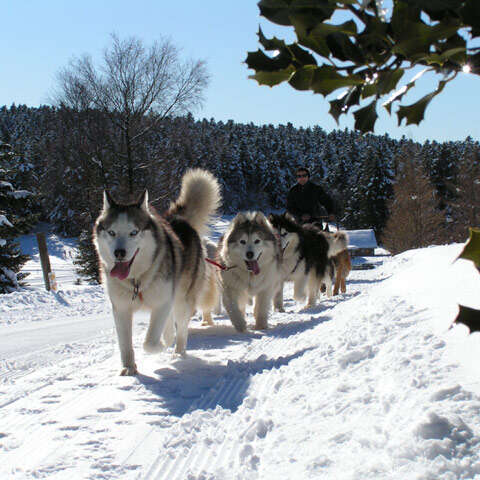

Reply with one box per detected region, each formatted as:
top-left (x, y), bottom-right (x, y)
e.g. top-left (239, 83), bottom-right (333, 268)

top-left (269, 213), bottom-right (348, 309)
top-left (218, 212), bottom-right (281, 332)
top-left (93, 169), bottom-right (221, 375)
top-left (201, 237), bottom-right (222, 325)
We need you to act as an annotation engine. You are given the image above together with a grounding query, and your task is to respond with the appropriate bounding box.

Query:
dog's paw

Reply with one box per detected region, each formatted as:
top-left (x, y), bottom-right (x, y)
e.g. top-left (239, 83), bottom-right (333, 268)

top-left (120, 364), bottom-right (138, 376)
top-left (172, 349), bottom-right (187, 358)
top-left (143, 340), bottom-right (166, 354)
top-left (254, 317), bottom-right (269, 330)
top-left (293, 294), bottom-right (306, 302)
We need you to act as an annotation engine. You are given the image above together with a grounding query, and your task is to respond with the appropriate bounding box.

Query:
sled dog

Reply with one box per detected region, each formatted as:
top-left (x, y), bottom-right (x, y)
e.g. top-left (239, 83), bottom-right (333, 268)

top-left (201, 237), bottom-right (222, 325)
top-left (218, 212), bottom-right (282, 332)
top-left (268, 213), bottom-right (348, 309)
top-left (332, 248), bottom-right (351, 295)
top-left (93, 169), bottom-right (221, 375)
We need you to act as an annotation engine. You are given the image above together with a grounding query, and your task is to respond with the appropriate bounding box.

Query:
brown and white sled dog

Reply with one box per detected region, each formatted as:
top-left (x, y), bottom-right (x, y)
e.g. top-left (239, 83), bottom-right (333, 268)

top-left (218, 212), bottom-right (282, 332)
top-left (93, 169), bottom-right (221, 375)
top-left (268, 213), bottom-right (348, 309)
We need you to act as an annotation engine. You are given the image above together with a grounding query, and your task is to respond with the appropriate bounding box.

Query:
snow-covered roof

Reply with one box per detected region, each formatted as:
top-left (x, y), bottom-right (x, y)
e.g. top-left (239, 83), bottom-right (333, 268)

top-left (347, 229), bottom-right (378, 249)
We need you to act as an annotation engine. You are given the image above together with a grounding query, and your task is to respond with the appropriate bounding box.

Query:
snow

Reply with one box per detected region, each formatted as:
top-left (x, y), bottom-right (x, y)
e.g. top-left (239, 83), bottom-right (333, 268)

top-left (0, 214), bottom-right (13, 227)
top-left (8, 189), bottom-right (31, 199)
top-left (348, 229), bottom-right (378, 249)
top-left (1, 221), bottom-right (480, 479)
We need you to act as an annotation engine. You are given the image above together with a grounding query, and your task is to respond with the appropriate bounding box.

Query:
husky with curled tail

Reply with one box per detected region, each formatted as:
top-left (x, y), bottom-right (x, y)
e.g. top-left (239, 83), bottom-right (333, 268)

top-left (93, 169), bottom-right (221, 375)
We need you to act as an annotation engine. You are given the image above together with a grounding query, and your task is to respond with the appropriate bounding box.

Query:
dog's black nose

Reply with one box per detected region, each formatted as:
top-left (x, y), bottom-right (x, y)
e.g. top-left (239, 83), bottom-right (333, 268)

top-left (246, 251), bottom-right (254, 259)
top-left (114, 248), bottom-right (126, 260)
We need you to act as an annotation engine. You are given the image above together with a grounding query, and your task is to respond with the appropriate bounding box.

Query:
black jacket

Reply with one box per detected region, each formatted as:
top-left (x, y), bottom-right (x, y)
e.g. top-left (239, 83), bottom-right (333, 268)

top-left (286, 181), bottom-right (335, 221)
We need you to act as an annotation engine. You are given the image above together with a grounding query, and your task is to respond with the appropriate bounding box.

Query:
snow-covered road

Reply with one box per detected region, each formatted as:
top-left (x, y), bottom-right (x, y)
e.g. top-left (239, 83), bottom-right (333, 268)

top-left (1, 234), bottom-right (480, 479)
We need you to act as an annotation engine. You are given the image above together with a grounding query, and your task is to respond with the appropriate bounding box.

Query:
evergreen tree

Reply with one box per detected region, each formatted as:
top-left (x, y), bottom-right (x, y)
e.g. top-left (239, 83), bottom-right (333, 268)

top-left (0, 142), bottom-right (33, 293)
top-left (73, 229), bottom-right (100, 283)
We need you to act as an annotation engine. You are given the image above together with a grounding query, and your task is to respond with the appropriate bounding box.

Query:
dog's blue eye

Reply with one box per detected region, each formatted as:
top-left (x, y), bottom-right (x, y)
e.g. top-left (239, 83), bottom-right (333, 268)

top-left (130, 230), bottom-right (138, 236)
top-left (108, 230), bottom-right (116, 237)
top-left (240, 240), bottom-right (246, 245)
top-left (254, 239), bottom-right (260, 244)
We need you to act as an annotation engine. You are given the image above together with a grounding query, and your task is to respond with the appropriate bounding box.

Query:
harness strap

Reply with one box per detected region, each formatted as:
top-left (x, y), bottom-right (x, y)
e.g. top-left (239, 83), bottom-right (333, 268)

top-left (291, 255), bottom-right (304, 275)
top-left (205, 257), bottom-right (237, 271)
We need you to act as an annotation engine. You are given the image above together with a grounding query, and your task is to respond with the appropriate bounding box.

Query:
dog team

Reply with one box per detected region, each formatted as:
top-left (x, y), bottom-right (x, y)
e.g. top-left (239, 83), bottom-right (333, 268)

top-left (93, 168), bottom-right (351, 375)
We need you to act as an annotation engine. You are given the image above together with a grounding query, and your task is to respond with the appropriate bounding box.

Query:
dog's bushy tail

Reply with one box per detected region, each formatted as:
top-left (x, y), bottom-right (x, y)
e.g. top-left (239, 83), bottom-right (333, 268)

top-left (327, 230), bottom-right (349, 257)
top-left (169, 169), bottom-right (221, 237)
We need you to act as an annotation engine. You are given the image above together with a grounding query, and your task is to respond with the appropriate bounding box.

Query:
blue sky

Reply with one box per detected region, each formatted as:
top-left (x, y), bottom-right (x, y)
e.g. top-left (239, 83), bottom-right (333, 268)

top-left (2, 0), bottom-right (479, 143)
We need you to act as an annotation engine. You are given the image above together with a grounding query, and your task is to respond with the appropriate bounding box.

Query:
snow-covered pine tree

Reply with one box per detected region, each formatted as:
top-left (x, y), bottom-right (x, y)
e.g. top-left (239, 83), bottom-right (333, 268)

top-left (0, 142), bottom-right (34, 293)
top-left (73, 229), bottom-right (100, 283)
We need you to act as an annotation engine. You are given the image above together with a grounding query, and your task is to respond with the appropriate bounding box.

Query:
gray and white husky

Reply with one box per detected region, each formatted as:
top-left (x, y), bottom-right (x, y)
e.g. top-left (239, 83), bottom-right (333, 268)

top-left (217, 212), bottom-right (282, 332)
top-left (268, 213), bottom-right (348, 310)
top-left (93, 169), bottom-right (221, 375)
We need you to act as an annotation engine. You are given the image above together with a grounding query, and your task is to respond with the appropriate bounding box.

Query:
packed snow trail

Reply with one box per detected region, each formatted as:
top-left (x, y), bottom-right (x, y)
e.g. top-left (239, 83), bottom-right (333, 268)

top-left (1, 240), bottom-right (480, 478)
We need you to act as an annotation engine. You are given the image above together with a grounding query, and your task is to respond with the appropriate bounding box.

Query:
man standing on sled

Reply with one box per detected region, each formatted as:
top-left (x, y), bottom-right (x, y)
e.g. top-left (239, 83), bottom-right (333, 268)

top-left (287, 166), bottom-right (336, 228)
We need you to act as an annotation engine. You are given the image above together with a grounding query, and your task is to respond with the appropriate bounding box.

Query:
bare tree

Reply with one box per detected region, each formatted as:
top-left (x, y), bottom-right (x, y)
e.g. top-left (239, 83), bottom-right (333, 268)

top-left (53, 33), bottom-right (209, 193)
top-left (382, 146), bottom-right (445, 255)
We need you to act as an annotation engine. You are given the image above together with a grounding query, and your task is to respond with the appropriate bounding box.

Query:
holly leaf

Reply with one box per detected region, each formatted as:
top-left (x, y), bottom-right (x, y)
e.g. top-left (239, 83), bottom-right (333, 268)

top-left (451, 304), bottom-right (480, 333)
top-left (329, 86), bottom-right (361, 123)
top-left (461, 0), bottom-right (480, 37)
top-left (382, 68), bottom-right (429, 114)
top-left (353, 100), bottom-right (378, 133)
top-left (249, 64), bottom-right (296, 87)
top-left (326, 33), bottom-right (366, 64)
top-left (257, 26), bottom-right (287, 52)
top-left (310, 66), bottom-right (363, 96)
top-left (457, 227), bottom-right (480, 270)
top-left (289, 65), bottom-right (315, 90)
top-left (396, 80), bottom-right (447, 126)
top-left (246, 49), bottom-right (291, 72)
top-left (258, 0), bottom-right (335, 27)
top-left (362, 69), bottom-right (405, 100)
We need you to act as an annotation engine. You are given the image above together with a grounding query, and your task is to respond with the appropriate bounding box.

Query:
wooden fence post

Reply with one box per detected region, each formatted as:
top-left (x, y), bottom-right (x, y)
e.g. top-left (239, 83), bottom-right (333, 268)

top-left (36, 232), bottom-right (52, 291)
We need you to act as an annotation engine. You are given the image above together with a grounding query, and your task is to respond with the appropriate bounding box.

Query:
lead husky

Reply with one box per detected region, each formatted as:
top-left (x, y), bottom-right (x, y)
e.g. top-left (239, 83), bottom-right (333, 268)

top-left (93, 169), bottom-right (221, 375)
top-left (268, 213), bottom-right (348, 309)
top-left (218, 212), bottom-right (281, 332)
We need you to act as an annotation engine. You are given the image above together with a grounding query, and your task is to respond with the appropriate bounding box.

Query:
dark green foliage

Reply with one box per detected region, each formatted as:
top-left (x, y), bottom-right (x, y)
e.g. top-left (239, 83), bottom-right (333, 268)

top-left (73, 229), bottom-right (100, 283)
top-left (0, 142), bottom-right (35, 293)
top-left (247, 0), bottom-right (480, 133)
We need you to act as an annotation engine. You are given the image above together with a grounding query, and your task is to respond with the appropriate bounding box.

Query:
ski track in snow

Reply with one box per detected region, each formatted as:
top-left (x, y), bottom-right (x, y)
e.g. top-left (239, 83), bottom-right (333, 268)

top-left (1, 233), bottom-right (480, 478)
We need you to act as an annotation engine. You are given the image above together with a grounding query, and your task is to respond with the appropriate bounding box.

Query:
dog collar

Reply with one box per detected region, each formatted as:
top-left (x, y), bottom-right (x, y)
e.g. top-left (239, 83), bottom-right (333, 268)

top-left (132, 280), bottom-right (143, 302)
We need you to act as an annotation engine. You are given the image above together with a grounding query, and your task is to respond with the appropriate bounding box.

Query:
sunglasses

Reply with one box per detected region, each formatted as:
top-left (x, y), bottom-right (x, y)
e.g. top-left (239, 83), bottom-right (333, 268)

top-left (296, 174), bottom-right (308, 178)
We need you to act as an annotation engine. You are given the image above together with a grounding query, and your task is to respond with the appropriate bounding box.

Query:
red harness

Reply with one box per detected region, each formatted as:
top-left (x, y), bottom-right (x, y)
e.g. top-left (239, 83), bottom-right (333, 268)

top-left (205, 257), bottom-right (237, 271)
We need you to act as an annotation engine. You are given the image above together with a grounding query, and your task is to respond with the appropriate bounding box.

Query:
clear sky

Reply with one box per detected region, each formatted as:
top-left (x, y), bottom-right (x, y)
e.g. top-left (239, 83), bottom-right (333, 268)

top-left (2, 0), bottom-right (479, 143)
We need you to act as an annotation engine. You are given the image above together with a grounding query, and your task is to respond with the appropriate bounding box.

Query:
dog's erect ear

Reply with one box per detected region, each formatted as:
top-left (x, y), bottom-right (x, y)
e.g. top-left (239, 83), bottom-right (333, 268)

top-left (254, 211), bottom-right (267, 224)
top-left (284, 212), bottom-right (296, 223)
top-left (234, 212), bottom-right (247, 224)
top-left (267, 214), bottom-right (275, 223)
top-left (136, 190), bottom-right (149, 211)
top-left (103, 191), bottom-right (117, 211)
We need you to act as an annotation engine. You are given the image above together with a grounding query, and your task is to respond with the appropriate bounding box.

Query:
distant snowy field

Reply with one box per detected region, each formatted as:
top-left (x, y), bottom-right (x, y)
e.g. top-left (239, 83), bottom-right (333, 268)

top-left (1, 220), bottom-right (480, 479)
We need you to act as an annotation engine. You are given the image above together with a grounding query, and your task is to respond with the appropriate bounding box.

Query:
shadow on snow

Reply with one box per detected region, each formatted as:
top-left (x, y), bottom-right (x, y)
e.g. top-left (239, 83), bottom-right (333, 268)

top-left (134, 315), bottom-right (329, 417)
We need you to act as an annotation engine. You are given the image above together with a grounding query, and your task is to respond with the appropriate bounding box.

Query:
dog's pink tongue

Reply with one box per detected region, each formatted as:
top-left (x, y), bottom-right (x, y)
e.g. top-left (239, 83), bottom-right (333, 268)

top-left (110, 262), bottom-right (131, 280)
top-left (246, 260), bottom-right (260, 275)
